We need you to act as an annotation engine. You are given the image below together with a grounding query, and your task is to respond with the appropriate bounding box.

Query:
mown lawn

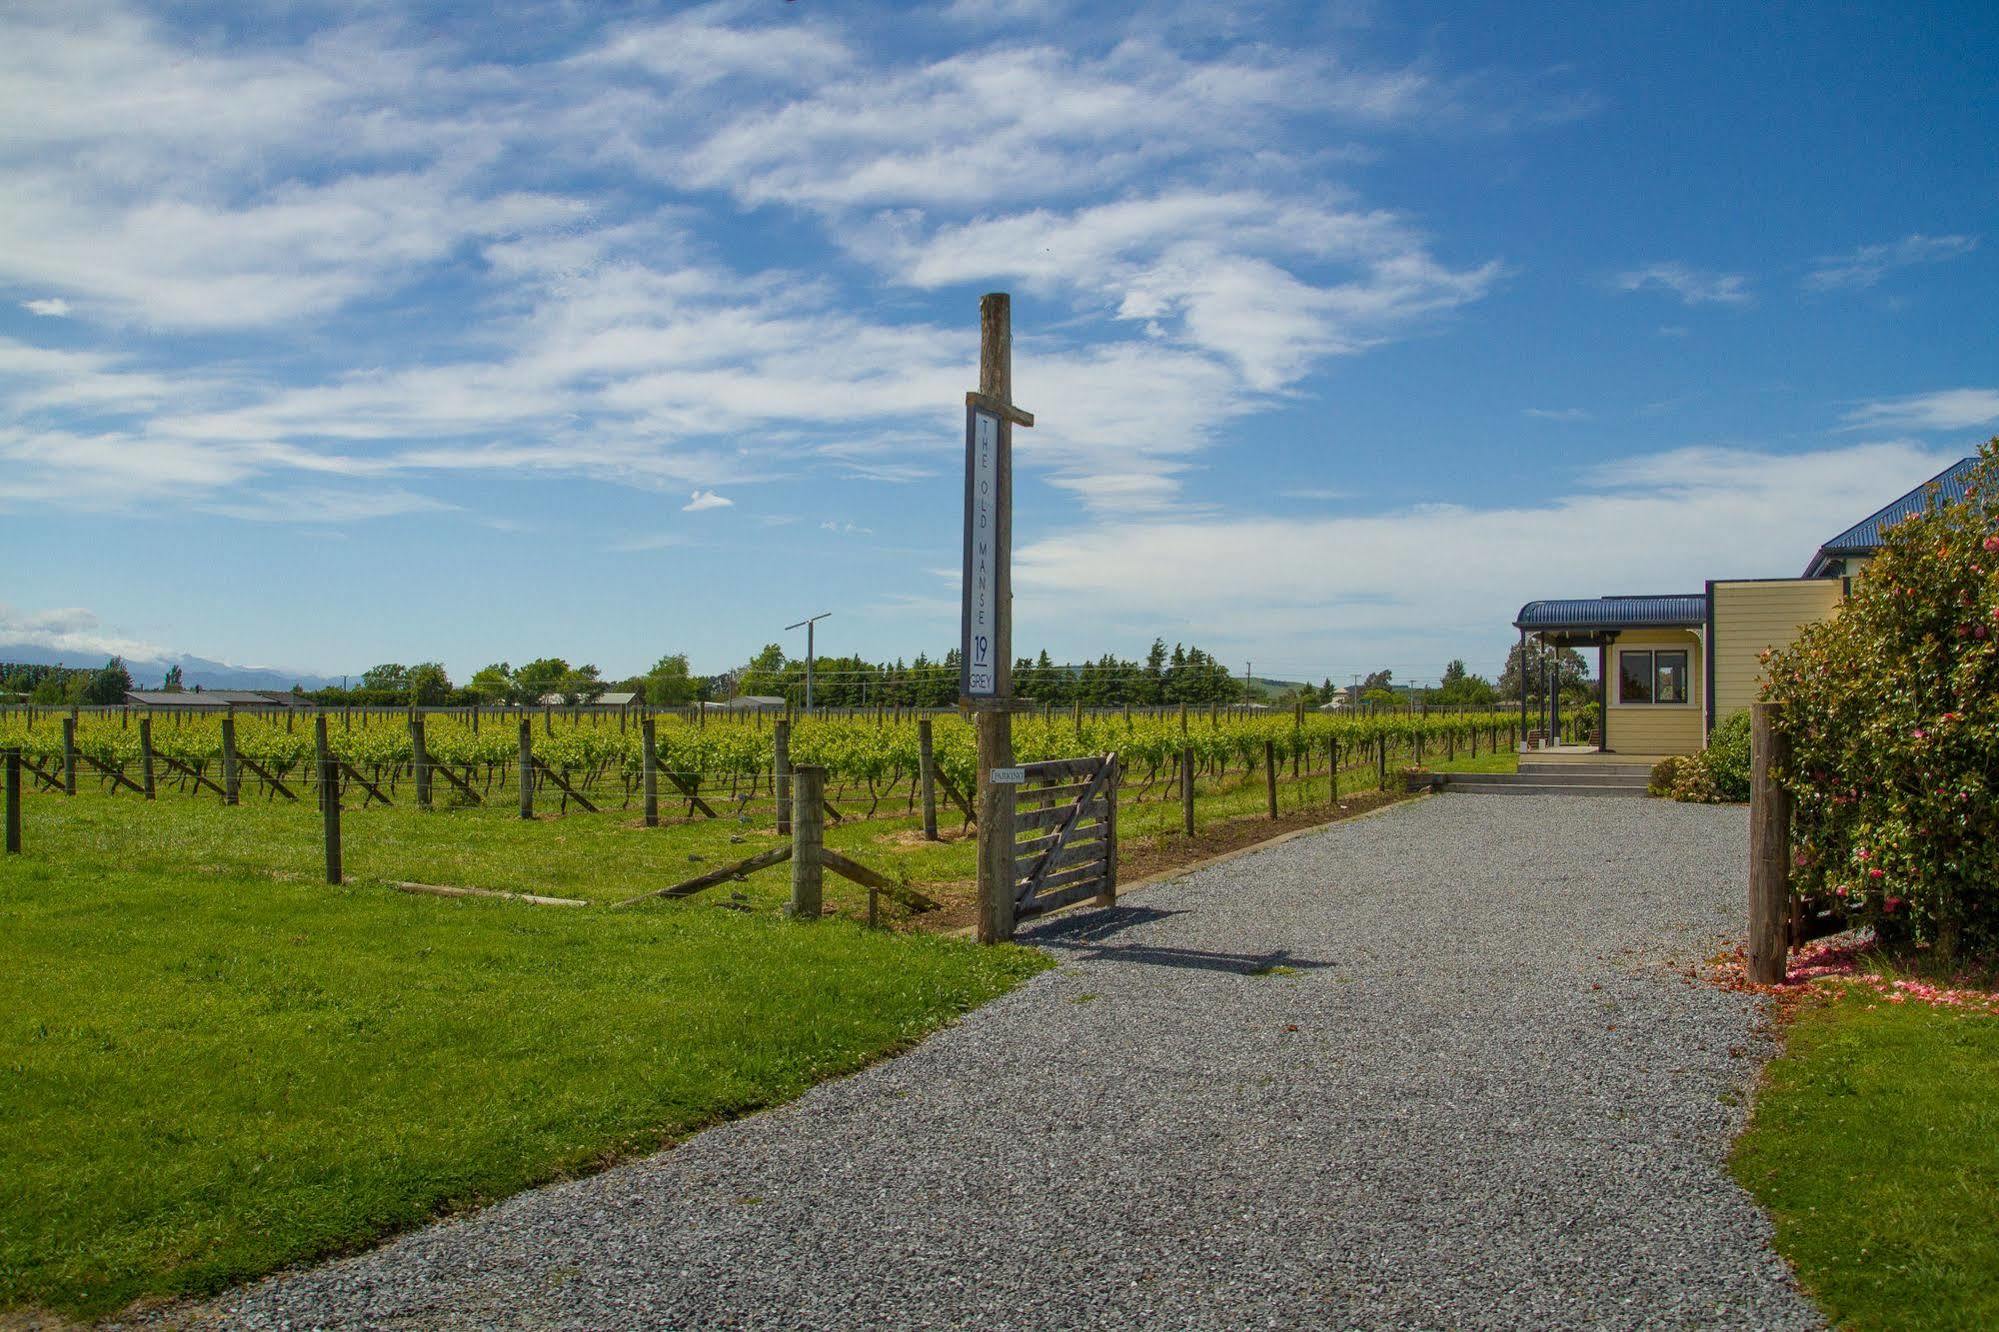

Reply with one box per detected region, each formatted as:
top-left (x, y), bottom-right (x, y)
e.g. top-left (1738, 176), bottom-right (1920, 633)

top-left (0, 848), bottom-right (1047, 1319)
top-left (1732, 992), bottom-right (1999, 1331)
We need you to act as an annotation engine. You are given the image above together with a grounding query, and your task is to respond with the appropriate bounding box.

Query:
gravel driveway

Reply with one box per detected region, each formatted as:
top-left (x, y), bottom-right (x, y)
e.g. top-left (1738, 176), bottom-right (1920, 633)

top-left (151, 794), bottom-right (1819, 1331)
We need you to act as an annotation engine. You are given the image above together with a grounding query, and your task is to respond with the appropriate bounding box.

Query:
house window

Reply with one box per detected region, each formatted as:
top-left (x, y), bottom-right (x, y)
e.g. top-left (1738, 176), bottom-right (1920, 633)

top-left (1618, 649), bottom-right (1689, 705)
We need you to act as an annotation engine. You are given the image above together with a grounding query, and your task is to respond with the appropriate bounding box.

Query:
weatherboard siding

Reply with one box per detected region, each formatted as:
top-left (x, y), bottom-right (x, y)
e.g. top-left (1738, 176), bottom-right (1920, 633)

top-left (1710, 580), bottom-right (1845, 724)
top-left (1606, 629), bottom-right (1704, 756)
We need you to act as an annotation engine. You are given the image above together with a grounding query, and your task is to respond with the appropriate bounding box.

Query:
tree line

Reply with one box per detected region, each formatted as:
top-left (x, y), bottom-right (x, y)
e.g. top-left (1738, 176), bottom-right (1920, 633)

top-left (4, 640), bottom-right (1599, 711)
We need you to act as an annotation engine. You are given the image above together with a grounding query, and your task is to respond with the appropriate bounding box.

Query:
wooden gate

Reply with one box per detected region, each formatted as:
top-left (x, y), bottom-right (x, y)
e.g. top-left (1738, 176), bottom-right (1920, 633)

top-left (1012, 752), bottom-right (1118, 922)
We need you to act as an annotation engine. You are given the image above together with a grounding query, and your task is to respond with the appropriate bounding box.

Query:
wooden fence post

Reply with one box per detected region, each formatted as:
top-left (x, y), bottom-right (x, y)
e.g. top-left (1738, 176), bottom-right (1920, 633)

top-left (1096, 757), bottom-right (1120, 908)
top-left (1329, 737), bottom-right (1339, 805)
top-left (1264, 739), bottom-right (1278, 819)
top-left (642, 716), bottom-right (659, 827)
top-left (1376, 736), bottom-right (1387, 790)
top-left (1180, 744), bottom-right (1195, 836)
top-left (409, 713), bottom-right (432, 810)
top-left (4, 748), bottom-right (20, 853)
top-left (790, 765), bottom-right (825, 919)
top-left (918, 717), bottom-right (939, 841)
top-left (518, 719), bottom-right (534, 820)
top-left (139, 717), bottom-right (156, 799)
top-left (61, 714), bottom-right (77, 796)
top-left (1749, 701), bottom-right (1791, 985)
top-left (317, 714), bottom-right (341, 885)
top-left (774, 720), bottom-right (792, 836)
top-left (221, 709), bottom-right (239, 806)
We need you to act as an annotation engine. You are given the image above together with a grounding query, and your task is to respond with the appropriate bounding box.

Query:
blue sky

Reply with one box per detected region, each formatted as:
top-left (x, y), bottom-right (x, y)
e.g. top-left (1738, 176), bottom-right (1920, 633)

top-left (3, 0), bottom-right (1996, 687)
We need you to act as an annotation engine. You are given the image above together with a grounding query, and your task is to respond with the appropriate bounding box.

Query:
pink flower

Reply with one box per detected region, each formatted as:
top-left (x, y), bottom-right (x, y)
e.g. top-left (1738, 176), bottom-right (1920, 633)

top-left (1868, 867), bottom-right (1885, 880)
top-left (1884, 895), bottom-right (1903, 912)
top-left (1984, 535), bottom-right (1999, 553)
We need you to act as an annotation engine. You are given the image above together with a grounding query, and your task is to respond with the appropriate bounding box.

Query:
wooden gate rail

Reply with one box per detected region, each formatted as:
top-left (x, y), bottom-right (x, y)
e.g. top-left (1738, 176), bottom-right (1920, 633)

top-left (1012, 752), bottom-right (1118, 922)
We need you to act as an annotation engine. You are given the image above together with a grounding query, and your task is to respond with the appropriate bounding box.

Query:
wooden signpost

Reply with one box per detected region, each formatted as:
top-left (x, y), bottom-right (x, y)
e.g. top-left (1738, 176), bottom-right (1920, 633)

top-left (963, 293), bottom-right (1034, 944)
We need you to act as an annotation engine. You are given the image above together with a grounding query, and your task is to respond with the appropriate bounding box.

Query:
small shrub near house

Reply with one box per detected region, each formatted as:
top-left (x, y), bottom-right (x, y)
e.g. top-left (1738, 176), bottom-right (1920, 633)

top-left (1766, 438), bottom-right (1999, 959)
top-left (1655, 710), bottom-right (1752, 803)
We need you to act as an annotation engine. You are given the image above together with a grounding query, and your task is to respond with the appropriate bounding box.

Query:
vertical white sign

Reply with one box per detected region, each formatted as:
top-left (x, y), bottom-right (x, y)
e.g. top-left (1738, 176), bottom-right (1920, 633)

top-left (961, 407), bottom-right (1000, 698)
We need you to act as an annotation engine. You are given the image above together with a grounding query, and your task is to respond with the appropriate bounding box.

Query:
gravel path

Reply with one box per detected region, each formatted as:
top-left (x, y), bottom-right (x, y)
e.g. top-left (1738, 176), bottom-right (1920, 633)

top-left (153, 795), bottom-right (1819, 1331)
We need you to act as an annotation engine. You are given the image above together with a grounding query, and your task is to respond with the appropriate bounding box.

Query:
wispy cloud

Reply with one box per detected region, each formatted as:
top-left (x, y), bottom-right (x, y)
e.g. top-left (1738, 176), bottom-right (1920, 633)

top-left (1613, 262), bottom-right (1751, 306)
top-left (1842, 387), bottom-right (1999, 433)
top-left (21, 297), bottom-right (70, 317)
top-left (1279, 487), bottom-right (1349, 501)
top-left (1008, 441), bottom-right (1956, 667)
top-left (0, 602), bottom-right (168, 662)
top-left (682, 489), bottom-right (734, 512)
top-left (1804, 233), bottom-right (1978, 291)
top-left (820, 520), bottom-right (874, 536)
top-left (1523, 407), bottom-right (1591, 422)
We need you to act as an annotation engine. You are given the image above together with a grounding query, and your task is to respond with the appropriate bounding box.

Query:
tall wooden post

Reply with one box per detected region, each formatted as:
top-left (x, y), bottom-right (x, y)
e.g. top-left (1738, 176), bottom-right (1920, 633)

top-left (61, 715), bottom-right (77, 796)
top-left (1329, 737), bottom-right (1339, 805)
top-left (1749, 701), bottom-right (1791, 984)
top-left (774, 719), bottom-right (792, 836)
top-left (968, 292), bottom-right (1032, 945)
top-left (1096, 757), bottom-right (1119, 908)
top-left (4, 748), bottom-right (20, 854)
top-left (316, 714), bottom-right (341, 884)
top-left (139, 717), bottom-right (156, 799)
top-left (1264, 739), bottom-right (1279, 819)
top-left (790, 765), bottom-right (825, 919)
top-left (518, 719), bottom-right (534, 820)
top-left (918, 717), bottom-right (939, 841)
top-left (1180, 744), bottom-right (1196, 836)
top-left (220, 709), bottom-right (239, 806)
top-left (409, 713), bottom-right (432, 810)
top-left (641, 716), bottom-right (659, 828)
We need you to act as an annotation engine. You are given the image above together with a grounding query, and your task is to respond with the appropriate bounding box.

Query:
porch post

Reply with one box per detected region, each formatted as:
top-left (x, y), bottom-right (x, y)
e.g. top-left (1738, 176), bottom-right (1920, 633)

top-left (1597, 642), bottom-right (1609, 752)
top-left (1517, 627), bottom-right (1527, 741)
top-left (1549, 647), bottom-right (1561, 744)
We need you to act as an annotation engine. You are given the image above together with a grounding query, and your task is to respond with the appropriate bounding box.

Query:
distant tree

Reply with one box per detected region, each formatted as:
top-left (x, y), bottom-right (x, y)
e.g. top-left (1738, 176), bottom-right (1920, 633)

top-left (161, 664), bottom-right (184, 692)
top-left (360, 663), bottom-right (410, 695)
top-left (1497, 643), bottom-right (1591, 702)
top-left (1433, 658), bottom-right (1499, 706)
top-left (1362, 687), bottom-right (1399, 708)
top-left (1361, 668), bottom-right (1394, 693)
top-left (511, 658), bottom-right (570, 704)
top-left (81, 657), bottom-right (133, 705)
top-left (406, 662), bottom-right (452, 706)
top-left (644, 653), bottom-right (698, 706)
top-left (734, 644), bottom-right (787, 699)
top-left (467, 662), bottom-right (514, 704)
top-left (557, 664), bottom-right (604, 704)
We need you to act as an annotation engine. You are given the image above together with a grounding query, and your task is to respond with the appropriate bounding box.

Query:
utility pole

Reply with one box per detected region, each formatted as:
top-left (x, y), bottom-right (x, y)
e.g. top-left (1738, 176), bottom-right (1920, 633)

top-left (785, 612), bottom-right (830, 711)
top-left (1243, 660), bottom-right (1252, 706)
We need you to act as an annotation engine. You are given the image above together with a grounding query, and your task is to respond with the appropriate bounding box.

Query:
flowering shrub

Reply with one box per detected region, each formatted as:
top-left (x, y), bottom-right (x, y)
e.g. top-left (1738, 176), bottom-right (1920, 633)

top-left (1766, 438), bottom-right (1999, 958)
top-left (1648, 755), bottom-right (1685, 796)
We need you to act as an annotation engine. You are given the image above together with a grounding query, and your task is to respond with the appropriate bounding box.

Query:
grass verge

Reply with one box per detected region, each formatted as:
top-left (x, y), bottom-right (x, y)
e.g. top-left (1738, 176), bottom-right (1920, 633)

top-left (1731, 991), bottom-right (1999, 1331)
top-left (0, 853), bottom-right (1046, 1320)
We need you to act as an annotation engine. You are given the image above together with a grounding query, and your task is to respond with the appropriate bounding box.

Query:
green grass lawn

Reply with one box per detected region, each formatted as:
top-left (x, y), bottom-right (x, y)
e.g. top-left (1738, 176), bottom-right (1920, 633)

top-left (1732, 992), bottom-right (1999, 1331)
top-left (0, 754), bottom-right (1407, 1320)
top-left (0, 845), bottom-right (1047, 1319)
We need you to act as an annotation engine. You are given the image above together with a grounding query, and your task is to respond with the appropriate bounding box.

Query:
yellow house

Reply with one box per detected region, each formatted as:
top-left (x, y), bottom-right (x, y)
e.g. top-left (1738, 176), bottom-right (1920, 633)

top-left (1512, 457), bottom-right (1976, 758)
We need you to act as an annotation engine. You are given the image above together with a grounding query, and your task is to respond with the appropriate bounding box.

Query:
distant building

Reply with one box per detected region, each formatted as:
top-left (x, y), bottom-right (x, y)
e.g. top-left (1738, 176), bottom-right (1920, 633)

top-left (124, 690), bottom-right (299, 709)
top-left (725, 695), bottom-right (786, 712)
top-left (535, 690), bottom-right (643, 708)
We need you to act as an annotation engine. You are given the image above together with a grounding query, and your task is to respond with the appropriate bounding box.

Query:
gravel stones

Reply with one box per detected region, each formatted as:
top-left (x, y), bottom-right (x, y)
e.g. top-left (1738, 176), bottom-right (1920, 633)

top-left (142, 794), bottom-right (1820, 1331)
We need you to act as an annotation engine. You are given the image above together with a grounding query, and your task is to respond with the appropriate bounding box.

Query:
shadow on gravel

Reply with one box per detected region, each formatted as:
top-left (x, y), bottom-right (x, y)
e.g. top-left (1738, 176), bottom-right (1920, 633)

top-left (1027, 909), bottom-right (1332, 976)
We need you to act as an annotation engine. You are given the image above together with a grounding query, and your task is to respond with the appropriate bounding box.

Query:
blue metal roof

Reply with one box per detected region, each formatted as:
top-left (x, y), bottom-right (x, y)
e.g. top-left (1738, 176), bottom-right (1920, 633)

top-left (1514, 595), bottom-right (1706, 631)
top-left (1803, 457), bottom-right (1977, 576)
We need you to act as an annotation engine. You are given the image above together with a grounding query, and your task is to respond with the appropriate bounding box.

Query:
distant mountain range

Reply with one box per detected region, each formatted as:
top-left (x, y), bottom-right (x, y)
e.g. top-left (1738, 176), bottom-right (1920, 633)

top-left (0, 643), bottom-right (343, 693)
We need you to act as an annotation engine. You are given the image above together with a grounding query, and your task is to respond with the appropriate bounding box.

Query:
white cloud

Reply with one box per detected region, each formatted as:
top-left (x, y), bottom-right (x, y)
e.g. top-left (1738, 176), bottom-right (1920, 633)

top-left (1523, 407), bottom-right (1590, 422)
top-left (1613, 262), bottom-right (1751, 306)
top-left (1006, 441), bottom-right (1956, 672)
top-left (820, 520), bottom-right (874, 536)
top-left (0, 603), bottom-right (168, 663)
top-left (21, 298), bottom-right (70, 317)
top-left (199, 487), bottom-right (454, 525)
top-left (1842, 388), bottom-right (1999, 433)
top-left (683, 489), bottom-right (734, 511)
top-left (1804, 233), bottom-right (1978, 291)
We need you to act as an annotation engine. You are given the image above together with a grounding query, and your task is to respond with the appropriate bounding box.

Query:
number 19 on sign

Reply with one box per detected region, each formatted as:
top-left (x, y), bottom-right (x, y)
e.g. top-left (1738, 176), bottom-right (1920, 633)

top-left (960, 406), bottom-right (1000, 698)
